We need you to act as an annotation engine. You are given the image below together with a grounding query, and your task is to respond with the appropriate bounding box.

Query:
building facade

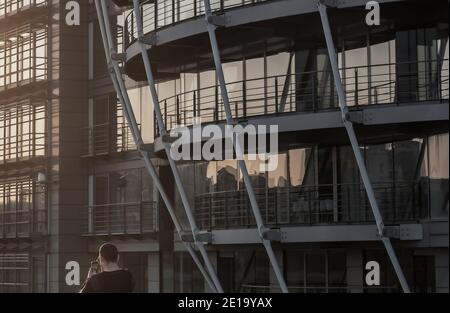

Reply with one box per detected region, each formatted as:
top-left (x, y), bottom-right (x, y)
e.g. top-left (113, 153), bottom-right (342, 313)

top-left (0, 0), bottom-right (448, 293)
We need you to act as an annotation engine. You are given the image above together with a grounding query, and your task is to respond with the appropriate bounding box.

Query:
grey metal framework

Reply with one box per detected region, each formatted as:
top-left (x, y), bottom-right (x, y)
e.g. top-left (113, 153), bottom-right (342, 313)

top-left (202, 0), bottom-right (289, 293)
top-left (98, 0), bottom-right (447, 293)
top-left (317, 1), bottom-right (409, 293)
top-left (94, 0), bottom-right (222, 292)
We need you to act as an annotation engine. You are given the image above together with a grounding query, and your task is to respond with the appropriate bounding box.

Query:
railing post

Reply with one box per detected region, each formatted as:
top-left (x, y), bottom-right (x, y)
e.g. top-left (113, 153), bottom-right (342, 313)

top-left (354, 68), bottom-right (359, 107)
top-left (164, 100), bottom-right (168, 129)
top-left (193, 90), bottom-right (197, 118)
top-left (172, 0), bottom-right (176, 23)
top-left (243, 80), bottom-right (247, 117)
top-left (275, 77), bottom-right (279, 113)
top-left (154, 0), bottom-right (158, 29)
top-left (176, 96), bottom-right (180, 125)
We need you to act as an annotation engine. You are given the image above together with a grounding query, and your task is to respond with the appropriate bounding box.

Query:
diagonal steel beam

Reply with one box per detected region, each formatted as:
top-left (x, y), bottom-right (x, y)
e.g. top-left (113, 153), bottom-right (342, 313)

top-left (129, 0), bottom-right (224, 293)
top-left (317, 1), bottom-right (410, 293)
top-left (94, 0), bottom-right (218, 292)
top-left (202, 0), bottom-right (289, 293)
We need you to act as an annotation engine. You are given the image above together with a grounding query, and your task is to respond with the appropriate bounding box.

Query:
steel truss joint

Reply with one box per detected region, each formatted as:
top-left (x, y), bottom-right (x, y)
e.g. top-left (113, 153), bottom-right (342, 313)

top-left (138, 144), bottom-right (154, 152)
top-left (261, 229), bottom-right (282, 242)
top-left (139, 33), bottom-right (158, 47)
top-left (346, 111), bottom-right (364, 124)
top-left (111, 52), bottom-right (127, 62)
top-left (181, 231), bottom-right (213, 244)
top-left (319, 0), bottom-right (346, 8)
top-left (206, 14), bottom-right (228, 27)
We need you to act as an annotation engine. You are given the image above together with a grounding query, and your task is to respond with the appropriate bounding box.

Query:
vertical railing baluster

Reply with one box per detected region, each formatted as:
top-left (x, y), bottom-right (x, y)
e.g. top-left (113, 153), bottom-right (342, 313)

top-left (275, 77), bottom-right (279, 113)
top-left (243, 80), bottom-right (247, 117)
top-left (354, 68), bottom-right (359, 107)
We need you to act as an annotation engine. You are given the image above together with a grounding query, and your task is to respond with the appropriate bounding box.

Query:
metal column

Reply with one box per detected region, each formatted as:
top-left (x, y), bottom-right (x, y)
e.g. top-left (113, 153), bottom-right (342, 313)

top-left (94, 0), bottom-right (218, 292)
top-left (128, 0), bottom-right (223, 293)
top-left (202, 0), bottom-right (289, 293)
top-left (317, 1), bottom-right (410, 293)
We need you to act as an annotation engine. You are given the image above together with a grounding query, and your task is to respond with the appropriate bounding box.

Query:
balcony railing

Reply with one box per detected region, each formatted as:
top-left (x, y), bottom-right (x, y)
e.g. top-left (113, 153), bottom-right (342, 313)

top-left (156, 59), bottom-right (449, 135)
top-left (0, 24), bottom-right (48, 91)
top-left (240, 284), bottom-right (399, 293)
top-left (0, 0), bottom-right (47, 18)
top-left (125, 0), bottom-right (271, 48)
top-left (82, 123), bottom-right (138, 157)
top-left (194, 181), bottom-right (426, 230)
top-left (0, 208), bottom-right (46, 239)
top-left (83, 201), bottom-right (158, 236)
top-left (82, 123), bottom-right (110, 157)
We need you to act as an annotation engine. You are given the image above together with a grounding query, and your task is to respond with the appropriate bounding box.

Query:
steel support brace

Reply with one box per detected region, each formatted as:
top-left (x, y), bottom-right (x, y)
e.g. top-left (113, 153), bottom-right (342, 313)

top-left (94, 0), bottom-right (218, 293)
top-left (130, 0), bottom-right (223, 293)
top-left (317, 1), bottom-right (411, 293)
top-left (202, 0), bottom-right (289, 293)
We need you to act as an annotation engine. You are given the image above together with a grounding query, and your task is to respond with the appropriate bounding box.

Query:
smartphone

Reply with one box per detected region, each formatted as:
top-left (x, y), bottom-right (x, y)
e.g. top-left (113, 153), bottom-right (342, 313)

top-left (90, 260), bottom-right (100, 274)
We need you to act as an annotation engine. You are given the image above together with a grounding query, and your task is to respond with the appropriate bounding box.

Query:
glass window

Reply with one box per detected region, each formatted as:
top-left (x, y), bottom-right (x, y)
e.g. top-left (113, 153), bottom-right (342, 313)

top-left (305, 252), bottom-right (326, 293)
top-left (245, 56), bottom-right (265, 116)
top-left (328, 251), bottom-right (347, 292)
top-left (289, 148), bottom-right (315, 187)
top-left (285, 251), bottom-right (305, 293)
top-left (427, 133), bottom-right (449, 219)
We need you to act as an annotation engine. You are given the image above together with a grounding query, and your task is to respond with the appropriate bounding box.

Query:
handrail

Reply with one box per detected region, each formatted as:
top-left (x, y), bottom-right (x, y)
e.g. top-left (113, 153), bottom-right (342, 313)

top-left (155, 58), bottom-right (449, 135)
top-left (84, 201), bottom-right (158, 236)
top-left (194, 181), bottom-right (424, 229)
top-left (240, 284), bottom-right (400, 293)
top-left (124, 0), bottom-right (273, 48)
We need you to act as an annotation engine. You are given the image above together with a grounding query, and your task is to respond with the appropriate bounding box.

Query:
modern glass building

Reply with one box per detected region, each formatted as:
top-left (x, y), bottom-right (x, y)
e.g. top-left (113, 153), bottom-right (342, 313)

top-left (0, 0), bottom-right (448, 293)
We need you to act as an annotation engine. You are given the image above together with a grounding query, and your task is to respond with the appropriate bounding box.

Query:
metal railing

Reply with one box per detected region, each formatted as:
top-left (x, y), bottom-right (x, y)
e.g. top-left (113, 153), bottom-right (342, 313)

top-left (0, 208), bottom-right (46, 239)
top-left (124, 0), bottom-right (271, 48)
top-left (83, 201), bottom-right (158, 236)
top-left (240, 284), bottom-right (399, 293)
top-left (0, 24), bottom-right (48, 91)
top-left (194, 181), bottom-right (425, 230)
top-left (156, 59), bottom-right (449, 135)
top-left (82, 123), bottom-right (110, 156)
top-left (0, 0), bottom-right (47, 18)
top-left (82, 122), bottom-right (139, 156)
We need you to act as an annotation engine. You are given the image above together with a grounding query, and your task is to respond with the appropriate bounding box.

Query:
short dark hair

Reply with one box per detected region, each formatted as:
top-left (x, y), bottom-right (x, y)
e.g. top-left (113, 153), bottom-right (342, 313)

top-left (99, 243), bottom-right (119, 263)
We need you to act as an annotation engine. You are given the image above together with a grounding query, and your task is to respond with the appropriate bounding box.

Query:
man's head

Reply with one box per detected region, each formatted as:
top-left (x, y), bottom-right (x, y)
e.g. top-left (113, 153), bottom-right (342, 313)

top-left (98, 243), bottom-right (119, 267)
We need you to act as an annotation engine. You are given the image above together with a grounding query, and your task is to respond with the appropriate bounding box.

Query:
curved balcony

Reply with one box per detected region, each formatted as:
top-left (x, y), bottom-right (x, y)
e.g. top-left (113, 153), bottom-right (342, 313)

top-left (155, 59), bottom-right (449, 136)
top-left (194, 181), bottom-right (425, 230)
top-left (124, 0), bottom-right (272, 48)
